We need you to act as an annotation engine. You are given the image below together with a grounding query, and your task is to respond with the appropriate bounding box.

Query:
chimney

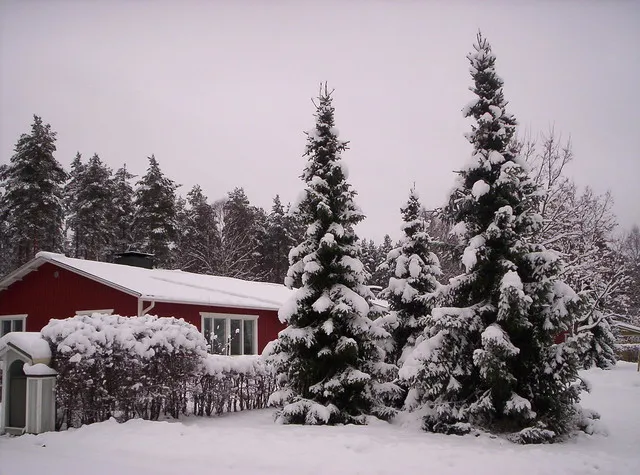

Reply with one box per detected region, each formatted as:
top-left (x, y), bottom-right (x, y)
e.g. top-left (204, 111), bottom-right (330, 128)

top-left (113, 251), bottom-right (155, 269)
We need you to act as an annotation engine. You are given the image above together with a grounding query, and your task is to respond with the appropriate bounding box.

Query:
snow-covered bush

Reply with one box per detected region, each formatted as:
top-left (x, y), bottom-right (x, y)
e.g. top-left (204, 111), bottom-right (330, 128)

top-left (193, 355), bottom-right (276, 416)
top-left (42, 313), bottom-right (277, 429)
top-left (43, 313), bottom-right (207, 426)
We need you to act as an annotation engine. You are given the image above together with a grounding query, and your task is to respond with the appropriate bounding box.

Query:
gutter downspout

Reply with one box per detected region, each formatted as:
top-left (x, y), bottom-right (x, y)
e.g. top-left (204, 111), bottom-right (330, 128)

top-left (142, 300), bottom-right (155, 316)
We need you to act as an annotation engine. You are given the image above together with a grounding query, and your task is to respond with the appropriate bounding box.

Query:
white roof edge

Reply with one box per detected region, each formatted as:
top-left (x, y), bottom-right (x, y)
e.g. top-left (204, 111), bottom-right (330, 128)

top-left (0, 255), bottom-right (46, 290)
top-left (139, 295), bottom-right (279, 312)
top-left (0, 252), bottom-right (142, 299)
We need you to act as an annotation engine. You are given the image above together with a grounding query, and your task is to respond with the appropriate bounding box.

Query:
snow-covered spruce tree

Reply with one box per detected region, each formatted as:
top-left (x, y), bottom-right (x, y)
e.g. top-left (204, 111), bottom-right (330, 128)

top-left (133, 155), bottom-right (179, 268)
top-left (267, 85), bottom-right (398, 425)
top-left (72, 154), bottom-right (115, 261)
top-left (400, 34), bottom-right (585, 443)
top-left (110, 164), bottom-right (136, 254)
top-left (257, 195), bottom-right (300, 284)
top-left (0, 115), bottom-right (66, 269)
top-left (64, 152), bottom-right (86, 257)
top-left (177, 185), bottom-right (220, 274)
top-left (378, 188), bottom-right (441, 367)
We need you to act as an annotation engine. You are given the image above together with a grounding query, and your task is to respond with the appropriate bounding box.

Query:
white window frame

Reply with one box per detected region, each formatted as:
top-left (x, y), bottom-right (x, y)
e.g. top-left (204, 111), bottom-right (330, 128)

top-left (200, 312), bottom-right (259, 356)
top-left (75, 309), bottom-right (114, 316)
top-left (0, 314), bottom-right (28, 337)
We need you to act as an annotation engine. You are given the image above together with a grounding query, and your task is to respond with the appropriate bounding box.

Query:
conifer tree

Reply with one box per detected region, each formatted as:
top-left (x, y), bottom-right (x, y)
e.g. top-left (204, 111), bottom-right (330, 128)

top-left (378, 188), bottom-right (441, 366)
top-left (371, 235), bottom-right (395, 287)
top-left (401, 34), bottom-right (585, 443)
top-left (178, 185), bottom-right (219, 274)
top-left (110, 164), bottom-right (136, 254)
top-left (257, 195), bottom-right (299, 283)
top-left (64, 153), bottom-right (86, 257)
top-left (133, 155), bottom-right (179, 267)
top-left (73, 154), bottom-right (115, 260)
top-left (267, 85), bottom-right (398, 425)
top-left (0, 115), bottom-right (66, 269)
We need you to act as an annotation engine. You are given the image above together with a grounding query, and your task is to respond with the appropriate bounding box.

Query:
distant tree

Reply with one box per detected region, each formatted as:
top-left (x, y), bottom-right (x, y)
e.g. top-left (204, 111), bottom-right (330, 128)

top-left (520, 129), bottom-right (623, 369)
top-left (212, 187), bottom-right (264, 280)
top-left (368, 234), bottom-right (394, 288)
top-left (110, 164), bottom-right (136, 254)
top-left (378, 188), bottom-right (441, 367)
top-left (133, 155), bottom-right (179, 268)
top-left (177, 185), bottom-right (220, 274)
top-left (267, 86), bottom-right (398, 425)
top-left (401, 34), bottom-right (585, 443)
top-left (421, 209), bottom-right (461, 282)
top-left (257, 195), bottom-right (299, 283)
top-left (64, 153), bottom-right (86, 257)
top-left (0, 115), bottom-right (66, 270)
top-left (69, 154), bottom-right (115, 261)
top-left (620, 226), bottom-right (640, 326)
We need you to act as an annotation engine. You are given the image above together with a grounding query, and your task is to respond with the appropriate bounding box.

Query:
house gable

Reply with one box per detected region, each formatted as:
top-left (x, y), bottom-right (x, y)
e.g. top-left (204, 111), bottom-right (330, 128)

top-left (0, 262), bottom-right (138, 332)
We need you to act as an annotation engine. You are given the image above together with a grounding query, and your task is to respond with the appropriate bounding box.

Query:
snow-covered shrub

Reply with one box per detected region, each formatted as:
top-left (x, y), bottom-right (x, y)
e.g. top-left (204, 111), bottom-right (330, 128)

top-left (193, 355), bottom-right (276, 416)
top-left (42, 313), bottom-right (207, 426)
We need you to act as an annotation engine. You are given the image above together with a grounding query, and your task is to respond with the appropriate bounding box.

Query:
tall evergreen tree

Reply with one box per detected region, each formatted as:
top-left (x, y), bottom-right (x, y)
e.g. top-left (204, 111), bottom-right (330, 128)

top-left (400, 34), bottom-right (585, 443)
top-left (177, 185), bottom-right (220, 274)
top-left (64, 152), bottom-right (86, 257)
top-left (257, 195), bottom-right (299, 283)
top-left (267, 86), bottom-right (398, 425)
top-left (378, 188), bottom-right (441, 367)
top-left (0, 115), bottom-right (66, 269)
top-left (73, 154), bottom-right (115, 260)
top-left (110, 164), bottom-right (136, 254)
top-left (371, 235), bottom-right (395, 287)
top-left (133, 155), bottom-right (179, 267)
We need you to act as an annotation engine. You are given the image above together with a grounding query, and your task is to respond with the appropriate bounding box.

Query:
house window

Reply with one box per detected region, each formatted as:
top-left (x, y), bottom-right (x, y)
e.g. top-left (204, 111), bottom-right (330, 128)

top-left (0, 314), bottom-right (27, 338)
top-left (75, 309), bottom-right (114, 316)
top-left (200, 313), bottom-right (258, 355)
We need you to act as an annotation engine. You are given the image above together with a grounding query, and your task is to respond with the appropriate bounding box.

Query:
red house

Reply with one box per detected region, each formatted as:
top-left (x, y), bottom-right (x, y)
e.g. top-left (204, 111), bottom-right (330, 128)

top-left (0, 252), bottom-right (291, 355)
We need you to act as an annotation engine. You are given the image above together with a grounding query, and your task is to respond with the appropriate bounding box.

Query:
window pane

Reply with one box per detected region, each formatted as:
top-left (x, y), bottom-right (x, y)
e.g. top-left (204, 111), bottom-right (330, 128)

top-left (213, 318), bottom-right (227, 355)
top-left (13, 319), bottom-right (23, 332)
top-left (230, 319), bottom-right (242, 355)
top-left (1, 320), bottom-right (11, 337)
top-left (243, 320), bottom-right (255, 355)
top-left (203, 318), bottom-right (212, 352)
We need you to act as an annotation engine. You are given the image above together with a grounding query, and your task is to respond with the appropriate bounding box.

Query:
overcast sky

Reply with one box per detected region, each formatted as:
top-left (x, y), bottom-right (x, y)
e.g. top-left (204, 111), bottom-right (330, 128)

top-left (1, 1), bottom-right (638, 241)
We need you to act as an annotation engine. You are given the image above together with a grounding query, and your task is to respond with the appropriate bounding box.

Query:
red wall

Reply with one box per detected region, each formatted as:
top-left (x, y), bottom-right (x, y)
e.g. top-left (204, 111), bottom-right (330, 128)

top-left (0, 262), bottom-right (287, 353)
top-left (0, 263), bottom-right (138, 331)
top-left (149, 301), bottom-right (285, 354)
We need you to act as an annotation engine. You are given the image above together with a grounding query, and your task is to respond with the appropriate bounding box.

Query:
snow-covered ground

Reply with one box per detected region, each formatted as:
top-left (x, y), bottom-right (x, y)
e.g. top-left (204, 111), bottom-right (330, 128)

top-left (1, 363), bottom-right (638, 475)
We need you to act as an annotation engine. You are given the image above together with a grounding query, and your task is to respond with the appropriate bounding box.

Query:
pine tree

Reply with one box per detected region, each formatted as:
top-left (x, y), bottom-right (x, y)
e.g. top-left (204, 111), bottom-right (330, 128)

top-left (73, 154), bottom-right (115, 260)
top-left (400, 34), bottom-right (585, 443)
top-left (64, 153), bottom-right (86, 257)
top-left (0, 115), bottom-right (66, 269)
top-left (267, 86), bottom-right (398, 425)
top-left (133, 155), bottom-right (179, 267)
top-left (257, 195), bottom-right (299, 283)
top-left (110, 164), bottom-right (136, 254)
top-left (178, 185), bottom-right (220, 274)
top-left (371, 235), bottom-right (395, 288)
top-left (378, 188), bottom-right (441, 367)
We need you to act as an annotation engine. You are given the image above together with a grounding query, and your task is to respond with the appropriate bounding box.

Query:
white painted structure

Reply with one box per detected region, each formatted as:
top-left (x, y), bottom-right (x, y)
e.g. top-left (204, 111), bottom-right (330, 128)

top-left (0, 332), bottom-right (57, 435)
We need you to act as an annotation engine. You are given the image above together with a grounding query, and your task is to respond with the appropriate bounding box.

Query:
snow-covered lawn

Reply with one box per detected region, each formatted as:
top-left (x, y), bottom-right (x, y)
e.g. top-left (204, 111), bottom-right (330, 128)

top-left (1, 363), bottom-right (638, 475)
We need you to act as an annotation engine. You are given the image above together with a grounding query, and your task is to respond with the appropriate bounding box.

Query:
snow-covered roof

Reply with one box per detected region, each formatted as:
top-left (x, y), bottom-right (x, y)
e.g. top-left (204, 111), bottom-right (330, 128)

top-left (0, 332), bottom-right (52, 363)
top-left (0, 252), bottom-right (294, 312)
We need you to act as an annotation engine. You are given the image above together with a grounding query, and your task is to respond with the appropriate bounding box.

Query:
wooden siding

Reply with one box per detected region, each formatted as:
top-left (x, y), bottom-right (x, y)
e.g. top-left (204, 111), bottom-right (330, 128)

top-left (0, 263), bottom-right (138, 331)
top-left (148, 301), bottom-right (285, 354)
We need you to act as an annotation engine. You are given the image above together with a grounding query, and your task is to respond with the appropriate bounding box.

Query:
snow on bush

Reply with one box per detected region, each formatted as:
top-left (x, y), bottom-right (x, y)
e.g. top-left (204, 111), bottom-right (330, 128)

top-left (42, 314), bottom-right (275, 429)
